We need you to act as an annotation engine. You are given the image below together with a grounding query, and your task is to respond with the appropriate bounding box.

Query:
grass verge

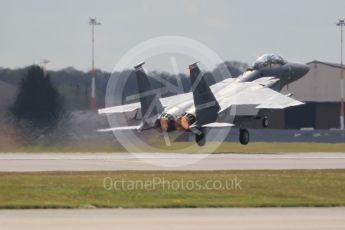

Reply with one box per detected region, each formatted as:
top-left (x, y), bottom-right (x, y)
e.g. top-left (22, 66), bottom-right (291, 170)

top-left (0, 170), bottom-right (344, 208)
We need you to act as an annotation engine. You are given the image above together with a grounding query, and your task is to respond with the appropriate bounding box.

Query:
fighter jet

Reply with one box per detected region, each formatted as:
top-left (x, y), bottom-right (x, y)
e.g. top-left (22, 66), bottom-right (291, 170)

top-left (99, 54), bottom-right (310, 146)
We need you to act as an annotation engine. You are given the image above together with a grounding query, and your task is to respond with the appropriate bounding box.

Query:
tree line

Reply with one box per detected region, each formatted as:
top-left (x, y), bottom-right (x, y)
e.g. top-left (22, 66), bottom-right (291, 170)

top-left (0, 61), bottom-right (247, 110)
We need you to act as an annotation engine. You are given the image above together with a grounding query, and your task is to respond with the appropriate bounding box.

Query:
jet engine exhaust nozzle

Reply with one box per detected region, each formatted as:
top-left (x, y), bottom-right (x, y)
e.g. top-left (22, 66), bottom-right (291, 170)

top-left (180, 113), bottom-right (196, 130)
top-left (159, 113), bottom-right (177, 132)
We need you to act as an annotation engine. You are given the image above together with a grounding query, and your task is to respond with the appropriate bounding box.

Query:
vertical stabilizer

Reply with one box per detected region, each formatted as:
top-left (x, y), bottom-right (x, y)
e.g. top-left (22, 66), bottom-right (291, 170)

top-left (189, 62), bottom-right (220, 126)
top-left (134, 62), bottom-right (163, 130)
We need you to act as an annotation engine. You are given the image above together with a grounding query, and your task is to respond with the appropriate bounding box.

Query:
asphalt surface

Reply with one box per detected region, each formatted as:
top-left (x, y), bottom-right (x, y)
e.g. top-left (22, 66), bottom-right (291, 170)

top-left (0, 152), bottom-right (345, 171)
top-left (207, 129), bottom-right (345, 143)
top-left (1, 208), bottom-right (344, 230)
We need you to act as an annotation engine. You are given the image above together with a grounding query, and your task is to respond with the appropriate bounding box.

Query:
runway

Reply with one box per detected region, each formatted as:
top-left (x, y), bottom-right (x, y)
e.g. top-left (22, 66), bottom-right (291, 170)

top-left (0, 208), bottom-right (344, 230)
top-left (1, 152), bottom-right (345, 171)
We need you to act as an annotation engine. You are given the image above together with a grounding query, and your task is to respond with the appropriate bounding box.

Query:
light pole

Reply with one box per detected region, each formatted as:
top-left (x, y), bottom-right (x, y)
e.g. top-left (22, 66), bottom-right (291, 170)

top-left (337, 18), bottom-right (345, 130)
top-left (89, 17), bottom-right (101, 111)
top-left (40, 59), bottom-right (50, 77)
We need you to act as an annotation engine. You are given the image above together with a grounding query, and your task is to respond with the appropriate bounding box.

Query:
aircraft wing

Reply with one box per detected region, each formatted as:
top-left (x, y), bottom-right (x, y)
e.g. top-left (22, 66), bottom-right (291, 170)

top-left (255, 89), bottom-right (303, 109)
top-left (98, 92), bottom-right (193, 115)
top-left (98, 77), bottom-right (233, 116)
top-left (251, 76), bottom-right (280, 87)
top-left (217, 81), bottom-right (303, 113)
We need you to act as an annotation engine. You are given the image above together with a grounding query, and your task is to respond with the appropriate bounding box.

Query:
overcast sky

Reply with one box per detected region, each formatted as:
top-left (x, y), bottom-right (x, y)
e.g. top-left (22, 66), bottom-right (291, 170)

top-left (1, 0), bottom-right (345, 73)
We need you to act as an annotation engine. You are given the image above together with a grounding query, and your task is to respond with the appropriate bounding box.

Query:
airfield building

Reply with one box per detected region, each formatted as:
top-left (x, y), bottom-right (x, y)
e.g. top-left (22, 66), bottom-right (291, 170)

top-left (271, 61), bottom-right (345, 129)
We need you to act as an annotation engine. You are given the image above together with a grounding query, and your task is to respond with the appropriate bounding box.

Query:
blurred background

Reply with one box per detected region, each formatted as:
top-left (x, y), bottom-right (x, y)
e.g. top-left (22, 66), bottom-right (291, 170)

top-left (1, 0), bottom-right (345, 150)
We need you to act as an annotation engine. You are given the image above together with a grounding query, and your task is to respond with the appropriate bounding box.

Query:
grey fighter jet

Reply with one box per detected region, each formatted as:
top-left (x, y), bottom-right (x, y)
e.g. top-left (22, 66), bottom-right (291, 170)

top-left (99, 54), bottom-right (310, 146)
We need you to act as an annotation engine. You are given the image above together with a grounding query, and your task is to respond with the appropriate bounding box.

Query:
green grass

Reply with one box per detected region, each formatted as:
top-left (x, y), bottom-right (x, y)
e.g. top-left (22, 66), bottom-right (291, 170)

top-left (0, 170), bottom-right (344, 208)
top-left (1, 142), bottom-right (345, 153)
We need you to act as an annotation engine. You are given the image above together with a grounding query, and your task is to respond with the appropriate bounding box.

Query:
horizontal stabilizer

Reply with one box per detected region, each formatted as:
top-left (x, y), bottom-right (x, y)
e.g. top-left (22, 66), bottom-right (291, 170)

top-left (98, 103), bottom-right (140, 115)
top-left (190, 122), bottom-right (234, 128)
top-left (97, 126), bottom-right (140, 132)
top-left (201, 122), bottom-right (235, 128)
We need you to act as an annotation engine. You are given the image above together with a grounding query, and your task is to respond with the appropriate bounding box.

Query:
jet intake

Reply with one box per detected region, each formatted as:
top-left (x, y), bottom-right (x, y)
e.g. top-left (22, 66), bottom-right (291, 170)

top-left (180, 113), bottom-right (196, 130)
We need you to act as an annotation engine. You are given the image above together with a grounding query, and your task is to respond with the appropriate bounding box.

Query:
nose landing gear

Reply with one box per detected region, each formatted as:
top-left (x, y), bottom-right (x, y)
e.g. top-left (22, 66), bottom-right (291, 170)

top-left (262, 116), bottom-right (269, 128)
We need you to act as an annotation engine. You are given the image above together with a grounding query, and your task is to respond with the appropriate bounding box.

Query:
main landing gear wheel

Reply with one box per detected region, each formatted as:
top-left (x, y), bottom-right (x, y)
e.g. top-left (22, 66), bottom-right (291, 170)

top-left (239, 129), bottom-right (249, 145)
top-left (195, 132), bottom-right (206, 146)
top-left (262, 116), bottom-right (269, 128)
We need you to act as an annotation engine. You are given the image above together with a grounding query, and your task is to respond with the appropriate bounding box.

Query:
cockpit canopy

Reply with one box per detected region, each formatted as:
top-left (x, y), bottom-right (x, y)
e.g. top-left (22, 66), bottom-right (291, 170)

top-left (252, 54), bottom-right (287, 70)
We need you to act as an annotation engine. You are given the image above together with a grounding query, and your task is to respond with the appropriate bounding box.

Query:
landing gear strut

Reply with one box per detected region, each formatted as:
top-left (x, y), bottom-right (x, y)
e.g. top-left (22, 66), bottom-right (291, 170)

top-left (262, 116), bottom-right (269, 128)
top-left (239, 129), bottom-right (249, 145)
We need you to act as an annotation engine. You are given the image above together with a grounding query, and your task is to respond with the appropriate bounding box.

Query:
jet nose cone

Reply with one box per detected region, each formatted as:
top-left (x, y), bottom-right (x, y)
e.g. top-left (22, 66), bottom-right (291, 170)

top-left (288, 63), bottom-right (310, 83)
top-left (300, 64), bottom-right (310, 76)
top-left (293, 63), bottom-right (310, 80)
